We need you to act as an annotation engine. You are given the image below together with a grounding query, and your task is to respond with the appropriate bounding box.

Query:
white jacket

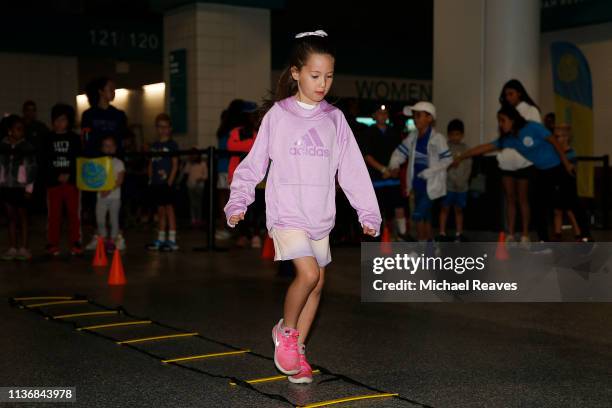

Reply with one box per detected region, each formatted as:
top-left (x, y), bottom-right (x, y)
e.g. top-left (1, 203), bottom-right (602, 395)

top-left (388, 128), bottom-right (452, 200)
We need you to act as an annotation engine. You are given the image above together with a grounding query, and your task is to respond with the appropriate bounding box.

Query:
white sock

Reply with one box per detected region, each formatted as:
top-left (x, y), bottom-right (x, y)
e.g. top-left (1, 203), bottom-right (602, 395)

top-left (395, 217), bottom-right (407, 235)
top-left (168, 230), bottom-right (176, 242)
top-left (158, 230), bottom-right (166, 241)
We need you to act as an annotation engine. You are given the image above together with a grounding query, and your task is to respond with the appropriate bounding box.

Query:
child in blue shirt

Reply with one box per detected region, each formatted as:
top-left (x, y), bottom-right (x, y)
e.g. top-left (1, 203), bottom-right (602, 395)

top-left (454, 105), bottom-right (590, 241)
top-left (552, 124), bottom-right (588, 241)
top-left (147, 113), bottom-right (179, 251)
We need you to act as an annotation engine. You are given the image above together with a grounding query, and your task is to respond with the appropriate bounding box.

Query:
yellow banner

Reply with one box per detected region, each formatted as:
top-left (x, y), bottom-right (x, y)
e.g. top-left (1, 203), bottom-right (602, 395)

top-left (554, 95), bottom-right (594, 198)
top-left (76, 157), bottom-right (117, 192)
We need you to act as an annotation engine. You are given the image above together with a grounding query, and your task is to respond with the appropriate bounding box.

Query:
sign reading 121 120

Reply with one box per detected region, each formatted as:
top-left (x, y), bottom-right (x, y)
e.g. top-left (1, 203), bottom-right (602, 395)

top-left (83, 20), bottom-right (163, 62)
top-left (89, 29), bottom-right (159, 51)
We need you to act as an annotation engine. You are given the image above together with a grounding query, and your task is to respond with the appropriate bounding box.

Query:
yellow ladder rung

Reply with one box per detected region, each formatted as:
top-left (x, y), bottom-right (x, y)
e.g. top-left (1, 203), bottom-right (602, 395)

top-left (229, 370), bottom-right (321, 386)
top-left (77, 320), bottom-right (152, 331)
top-left (26, 300), bottom-right (89, 308)
top-left (14, 296), bottom-right (73, 301)
top-left (162, 349), bottom-right (250, 364)
top-left (297, 393), bottom-right (399, 408)
top-left (52, 311), bottom-right (119, 319)
top-left (117, 332), bottom-right (199, 345)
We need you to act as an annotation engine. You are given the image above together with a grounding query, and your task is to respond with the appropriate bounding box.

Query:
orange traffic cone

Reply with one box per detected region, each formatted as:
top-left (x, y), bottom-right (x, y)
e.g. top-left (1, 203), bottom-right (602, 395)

top-left (261, 234), bottom-right (275, 260)
top-left (380, 226), bottom-right (392, 255)
top-left (92, 236), bottom-right (108, 267)
top-left (495, 231), bottom-right (510, 261)
top-left (108, 249), bottom-right (126, 285)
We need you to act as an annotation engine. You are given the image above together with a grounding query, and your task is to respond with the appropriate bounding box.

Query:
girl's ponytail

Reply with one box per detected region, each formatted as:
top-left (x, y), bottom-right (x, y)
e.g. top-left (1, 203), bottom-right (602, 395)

top-left (274, 67), bottom-right (299, 104)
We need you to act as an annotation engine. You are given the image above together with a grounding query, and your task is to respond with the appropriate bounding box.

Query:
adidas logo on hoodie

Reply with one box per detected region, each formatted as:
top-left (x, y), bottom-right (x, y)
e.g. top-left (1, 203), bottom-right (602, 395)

top-left (289, 128), bottom-right (330, 157)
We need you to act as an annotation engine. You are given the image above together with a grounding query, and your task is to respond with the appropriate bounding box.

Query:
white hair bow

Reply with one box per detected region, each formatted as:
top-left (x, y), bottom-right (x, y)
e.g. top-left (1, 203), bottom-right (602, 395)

top-left (295, 30), bottom-right (328, 39)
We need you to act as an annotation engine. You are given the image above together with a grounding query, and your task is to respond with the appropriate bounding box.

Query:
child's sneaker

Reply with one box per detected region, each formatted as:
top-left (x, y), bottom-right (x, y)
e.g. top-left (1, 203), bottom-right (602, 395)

top-left (15, 248), bottom-right (32, 261)
top-left (70, 242), bottom-right (84, 256)
top-left (85, 236), bottom-right (100, 251)
top-left (455, 233), bottom-right (468, 242)
top-left (215, 229), bottom-right (231, 240)
top-left (115, 234), bottom-right (126, 251)
top-left (45, 245), bottom-right (60, 257)
top-left (271, 318), bottom-right (300, 375)
top-left (2, 248), bottom-right (18, 261)
top-left (251, 235), bottom-right (262, 249)
top-left (288, 344), bottom-right (313, 384)
top-left (163, 240), bottom-right (179, 252)
top-left (147, 240), bottom-right (164, 251)
top-left (519, 235), bottom-right (531, 249)
top-left (435, 233), bottom-right (450, 242)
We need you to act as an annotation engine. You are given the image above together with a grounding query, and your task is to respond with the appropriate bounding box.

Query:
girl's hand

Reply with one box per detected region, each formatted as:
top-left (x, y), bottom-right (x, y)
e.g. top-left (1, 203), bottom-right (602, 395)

top-left (229, 212), bottom-right (245, 226)
top-left (363, 225), bottom-right (377, 237)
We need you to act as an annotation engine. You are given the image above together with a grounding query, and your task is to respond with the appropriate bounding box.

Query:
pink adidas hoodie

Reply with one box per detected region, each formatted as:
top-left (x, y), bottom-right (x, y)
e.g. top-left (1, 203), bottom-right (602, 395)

top-left (224, 97), bottom-right (381, 240)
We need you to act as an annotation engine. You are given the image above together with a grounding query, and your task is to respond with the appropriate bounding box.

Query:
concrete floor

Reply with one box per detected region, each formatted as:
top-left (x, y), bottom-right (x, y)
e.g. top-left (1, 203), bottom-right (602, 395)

top-left (1, 221), bottom-right (612, 407)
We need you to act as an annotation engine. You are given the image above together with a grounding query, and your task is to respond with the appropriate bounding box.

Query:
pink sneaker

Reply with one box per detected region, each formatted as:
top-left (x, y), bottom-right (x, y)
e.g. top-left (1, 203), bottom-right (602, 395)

top-left (288, 344), bottom-right (313, 384)
top-left (271, 319), bottom-right (300, 375)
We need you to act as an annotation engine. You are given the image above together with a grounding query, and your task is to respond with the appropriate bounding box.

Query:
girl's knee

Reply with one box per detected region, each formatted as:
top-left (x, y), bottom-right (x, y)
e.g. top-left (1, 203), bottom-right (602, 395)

top-left (297, 263), bottom-right (320, 288)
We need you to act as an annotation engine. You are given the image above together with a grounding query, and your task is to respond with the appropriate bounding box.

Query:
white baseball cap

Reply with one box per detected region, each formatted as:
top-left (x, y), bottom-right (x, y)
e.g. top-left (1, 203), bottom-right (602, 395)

top-left (403, 101), bottom-right (436, 120)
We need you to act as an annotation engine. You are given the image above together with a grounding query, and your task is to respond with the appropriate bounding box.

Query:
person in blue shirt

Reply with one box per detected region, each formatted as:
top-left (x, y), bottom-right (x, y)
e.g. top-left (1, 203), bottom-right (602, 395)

top-left (147, 113), bottom-right (179, 251)
top-left (552, 124), bottom-right (590, 241)
top-left (453, 104), bottom-right (589, 242)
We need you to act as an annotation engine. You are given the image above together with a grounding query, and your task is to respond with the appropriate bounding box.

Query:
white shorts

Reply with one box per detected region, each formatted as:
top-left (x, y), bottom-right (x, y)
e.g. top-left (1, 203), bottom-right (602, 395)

top-left (270, 228), bottom-right (331, 267)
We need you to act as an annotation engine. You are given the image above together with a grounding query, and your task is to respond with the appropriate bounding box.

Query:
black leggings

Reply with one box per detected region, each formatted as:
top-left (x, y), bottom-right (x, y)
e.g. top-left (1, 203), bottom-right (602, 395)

top-left (533, 165), bottom-right (590, 241)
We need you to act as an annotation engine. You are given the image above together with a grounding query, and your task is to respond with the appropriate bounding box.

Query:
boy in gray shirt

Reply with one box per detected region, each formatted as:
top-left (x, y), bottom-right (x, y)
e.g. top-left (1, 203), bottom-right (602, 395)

top-left (438, 119), bottom-right (471, 241)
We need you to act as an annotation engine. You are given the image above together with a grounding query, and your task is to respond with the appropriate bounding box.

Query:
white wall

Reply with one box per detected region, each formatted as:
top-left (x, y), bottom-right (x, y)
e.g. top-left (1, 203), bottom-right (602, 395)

top-left (540, 22), bottom-right (612, 158)
top-left (0, 53), bottom-right (77, 125)
top-left (164, 3), bottom-right (271, 149)
top-left (434, 0), bottom-right (540, 146)
top-left (142, 84), bottom-right (166, 144)
top-left (433, 0), bottom-right (484, 146)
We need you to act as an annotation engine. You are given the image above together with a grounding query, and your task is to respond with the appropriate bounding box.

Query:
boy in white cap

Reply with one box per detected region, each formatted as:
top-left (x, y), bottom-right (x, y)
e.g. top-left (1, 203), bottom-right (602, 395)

top-left (387, 102), bottom-right (452, 241)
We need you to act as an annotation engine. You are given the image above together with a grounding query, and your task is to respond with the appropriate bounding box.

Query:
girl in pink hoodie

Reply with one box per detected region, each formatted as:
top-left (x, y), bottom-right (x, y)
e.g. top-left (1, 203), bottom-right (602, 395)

top-left (225, 30), bottom-right (381, 384)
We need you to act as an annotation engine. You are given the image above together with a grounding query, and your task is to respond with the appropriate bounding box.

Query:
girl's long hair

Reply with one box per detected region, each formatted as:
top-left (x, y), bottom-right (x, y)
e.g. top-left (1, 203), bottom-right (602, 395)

top-left (498, 103), bottom-right (528, 138)
top-left (499, 79), bottom-right (540, 112)
top-left (260, 32), bottom-right (336, 121)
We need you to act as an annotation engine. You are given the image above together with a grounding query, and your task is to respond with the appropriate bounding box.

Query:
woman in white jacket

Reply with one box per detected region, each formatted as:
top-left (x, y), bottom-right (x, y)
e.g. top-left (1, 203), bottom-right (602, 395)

top-left (498, 79), bottom-right (541, 245)
top-left (387, 102), bottom-right (452, 241)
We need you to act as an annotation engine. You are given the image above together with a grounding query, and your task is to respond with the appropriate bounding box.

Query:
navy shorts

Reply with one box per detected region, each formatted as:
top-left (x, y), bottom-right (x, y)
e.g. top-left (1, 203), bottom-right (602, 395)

top-left (412, 190), bottom-right (432, 222)
top-left (442, 191), bottom-right (467, 209)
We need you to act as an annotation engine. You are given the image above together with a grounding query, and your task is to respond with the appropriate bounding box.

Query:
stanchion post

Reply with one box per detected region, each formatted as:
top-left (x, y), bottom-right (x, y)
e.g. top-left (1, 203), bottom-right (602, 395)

top-left (603, 155), bottom-right (610, 229)
top-left (208, 145), bottom-right (216, 252)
